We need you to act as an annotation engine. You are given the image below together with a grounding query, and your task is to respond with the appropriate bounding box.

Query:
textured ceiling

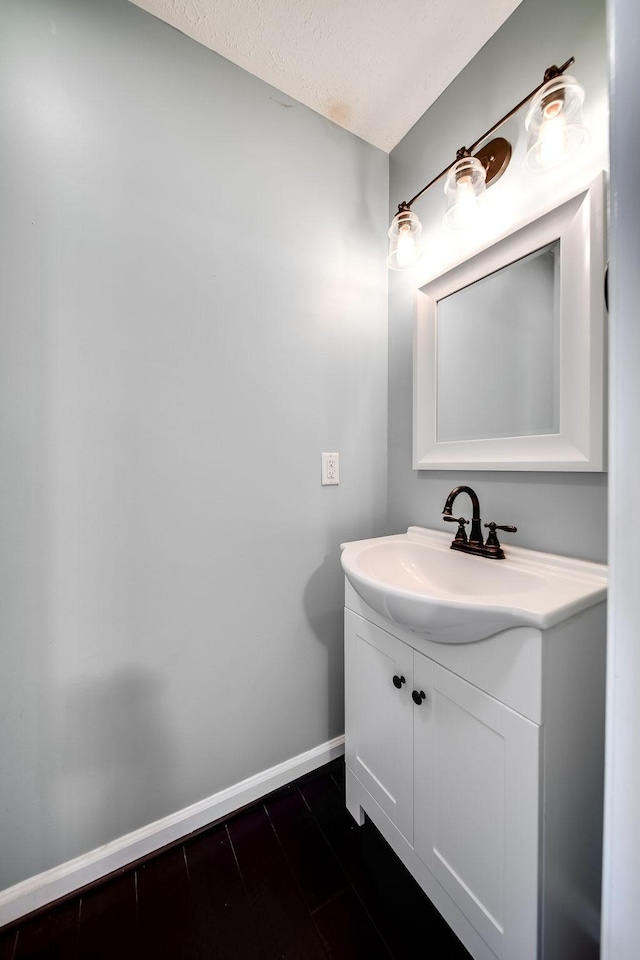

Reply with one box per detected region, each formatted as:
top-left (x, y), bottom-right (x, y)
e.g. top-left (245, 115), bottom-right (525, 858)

top-left (128, 0), bottom-right (524, 153)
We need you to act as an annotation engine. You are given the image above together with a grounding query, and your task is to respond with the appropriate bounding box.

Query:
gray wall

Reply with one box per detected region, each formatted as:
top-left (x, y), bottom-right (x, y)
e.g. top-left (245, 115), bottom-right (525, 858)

top-left (0, 0), bottom-right (388, 889)
top-left (388, 0), bottom-right (608, 562)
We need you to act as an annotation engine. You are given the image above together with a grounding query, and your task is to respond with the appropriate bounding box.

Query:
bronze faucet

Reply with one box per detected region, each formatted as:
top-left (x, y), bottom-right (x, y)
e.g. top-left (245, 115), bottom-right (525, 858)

top-left (442, 485), bottom-right (517, 560)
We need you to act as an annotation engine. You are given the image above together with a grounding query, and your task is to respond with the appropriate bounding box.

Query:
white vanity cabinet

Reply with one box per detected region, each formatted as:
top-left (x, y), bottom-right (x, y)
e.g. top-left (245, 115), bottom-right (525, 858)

top-left (344, 582), bottom-right (606, 960)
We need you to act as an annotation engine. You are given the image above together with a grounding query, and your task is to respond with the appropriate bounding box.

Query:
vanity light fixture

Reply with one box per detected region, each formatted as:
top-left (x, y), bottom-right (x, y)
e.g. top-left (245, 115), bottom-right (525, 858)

top-left (387, 57), bottom-right (588, 271)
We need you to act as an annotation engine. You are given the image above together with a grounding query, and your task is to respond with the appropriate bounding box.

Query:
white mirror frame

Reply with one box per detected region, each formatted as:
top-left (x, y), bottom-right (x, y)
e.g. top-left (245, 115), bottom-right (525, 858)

top-left (413, 173), bottom-right (606, 471)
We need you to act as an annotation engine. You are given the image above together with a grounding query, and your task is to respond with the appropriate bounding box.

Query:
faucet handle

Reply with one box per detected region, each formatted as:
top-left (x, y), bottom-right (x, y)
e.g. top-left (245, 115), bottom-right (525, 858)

top-left (444, 515), bottom-right (469, 543)
top-left (484, 521), bottom-right (517, 548)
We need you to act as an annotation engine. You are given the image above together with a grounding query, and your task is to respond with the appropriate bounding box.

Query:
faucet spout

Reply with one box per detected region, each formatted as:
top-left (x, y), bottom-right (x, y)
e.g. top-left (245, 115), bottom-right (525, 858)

top-left (442, 485), bottom-right (517, 559)
top-left (442, 485), bottom-right (483, 546)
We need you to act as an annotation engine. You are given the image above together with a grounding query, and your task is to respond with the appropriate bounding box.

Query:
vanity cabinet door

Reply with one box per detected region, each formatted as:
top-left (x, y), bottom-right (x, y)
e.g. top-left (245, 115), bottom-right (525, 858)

top-left (344, 611), bottom-right (414, 843)
top-left (413, 655), bottom-right (540, 960)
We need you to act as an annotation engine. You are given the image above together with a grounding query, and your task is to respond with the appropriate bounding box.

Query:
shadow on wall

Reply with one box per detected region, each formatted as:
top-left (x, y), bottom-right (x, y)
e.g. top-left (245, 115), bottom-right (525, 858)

top-left (303, 554), bottom-right (345, 736)
top-left (50, 667), bottom-right (176, 859)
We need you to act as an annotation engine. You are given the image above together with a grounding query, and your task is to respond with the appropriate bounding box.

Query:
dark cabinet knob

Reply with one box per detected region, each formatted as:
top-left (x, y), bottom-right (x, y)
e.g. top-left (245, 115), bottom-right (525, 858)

top-left (392, 675), bottom-right (406, 689)
top-left (412, 690), bottom-right (426, 705)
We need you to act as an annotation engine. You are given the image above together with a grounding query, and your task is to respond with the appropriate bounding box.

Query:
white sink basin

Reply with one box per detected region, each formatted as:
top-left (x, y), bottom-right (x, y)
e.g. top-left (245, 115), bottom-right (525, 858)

top-left (340, 526), bottom-right (607, 643)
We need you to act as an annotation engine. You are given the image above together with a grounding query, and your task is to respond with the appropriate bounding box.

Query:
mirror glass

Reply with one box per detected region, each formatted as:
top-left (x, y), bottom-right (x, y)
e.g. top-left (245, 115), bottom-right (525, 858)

top-left (436, 241), bottom-right (560, 443)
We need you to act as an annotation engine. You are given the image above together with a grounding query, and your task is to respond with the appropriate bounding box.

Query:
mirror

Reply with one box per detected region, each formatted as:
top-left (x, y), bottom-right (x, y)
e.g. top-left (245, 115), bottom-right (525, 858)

top-left (414, 174), bottom-right (606, 471)
top-left (436, 241), bottom-right (560, 443)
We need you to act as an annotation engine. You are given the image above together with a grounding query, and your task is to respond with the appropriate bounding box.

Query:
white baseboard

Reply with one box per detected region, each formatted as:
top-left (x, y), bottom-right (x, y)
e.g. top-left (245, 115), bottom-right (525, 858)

top-left (0, 735), bottom-right (345, 929)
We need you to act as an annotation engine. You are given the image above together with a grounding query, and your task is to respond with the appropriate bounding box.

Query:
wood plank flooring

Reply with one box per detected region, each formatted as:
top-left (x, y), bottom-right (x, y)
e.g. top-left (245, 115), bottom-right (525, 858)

top-left (0, 759), bottom-right (472, 959)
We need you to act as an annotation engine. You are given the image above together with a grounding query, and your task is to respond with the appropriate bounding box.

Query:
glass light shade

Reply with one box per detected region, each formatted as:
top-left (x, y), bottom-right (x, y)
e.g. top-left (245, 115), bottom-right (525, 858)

top-left (524, 75), bottom-right (589, 171)
top-left (443, 156), bottom-right (487, 229)
top-left (387, 209), bottom-right (422, 270)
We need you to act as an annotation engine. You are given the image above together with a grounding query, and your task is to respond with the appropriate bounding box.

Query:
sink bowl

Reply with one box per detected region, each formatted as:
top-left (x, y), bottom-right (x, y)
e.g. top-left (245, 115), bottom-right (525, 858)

top-left (340, 526), bottom-right (607, 643)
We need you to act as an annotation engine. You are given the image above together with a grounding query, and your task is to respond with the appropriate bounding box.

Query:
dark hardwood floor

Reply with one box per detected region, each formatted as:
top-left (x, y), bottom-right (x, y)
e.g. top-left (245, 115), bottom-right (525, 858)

top-left (0, 759), bottom-right (472, 959)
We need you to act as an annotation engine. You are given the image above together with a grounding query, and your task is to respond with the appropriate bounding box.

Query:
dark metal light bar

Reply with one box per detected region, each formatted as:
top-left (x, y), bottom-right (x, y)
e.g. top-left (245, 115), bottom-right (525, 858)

top-left (397, 57), bottom-right (576, 214)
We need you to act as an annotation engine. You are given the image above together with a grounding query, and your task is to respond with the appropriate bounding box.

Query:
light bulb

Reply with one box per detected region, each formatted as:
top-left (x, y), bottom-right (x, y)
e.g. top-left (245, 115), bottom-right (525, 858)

top-left (395, 223), bottom-right (417, 267)
top-left (524, 75), bottom-right (588, 172)
top-left (452, 174), bottom-right (478, 228)
top-left (443, 157), bottom-right (486, 229)
top-left (387, 209), bottom-right (422, 270)
top-left (536, 98), bottom-right (568, 167)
